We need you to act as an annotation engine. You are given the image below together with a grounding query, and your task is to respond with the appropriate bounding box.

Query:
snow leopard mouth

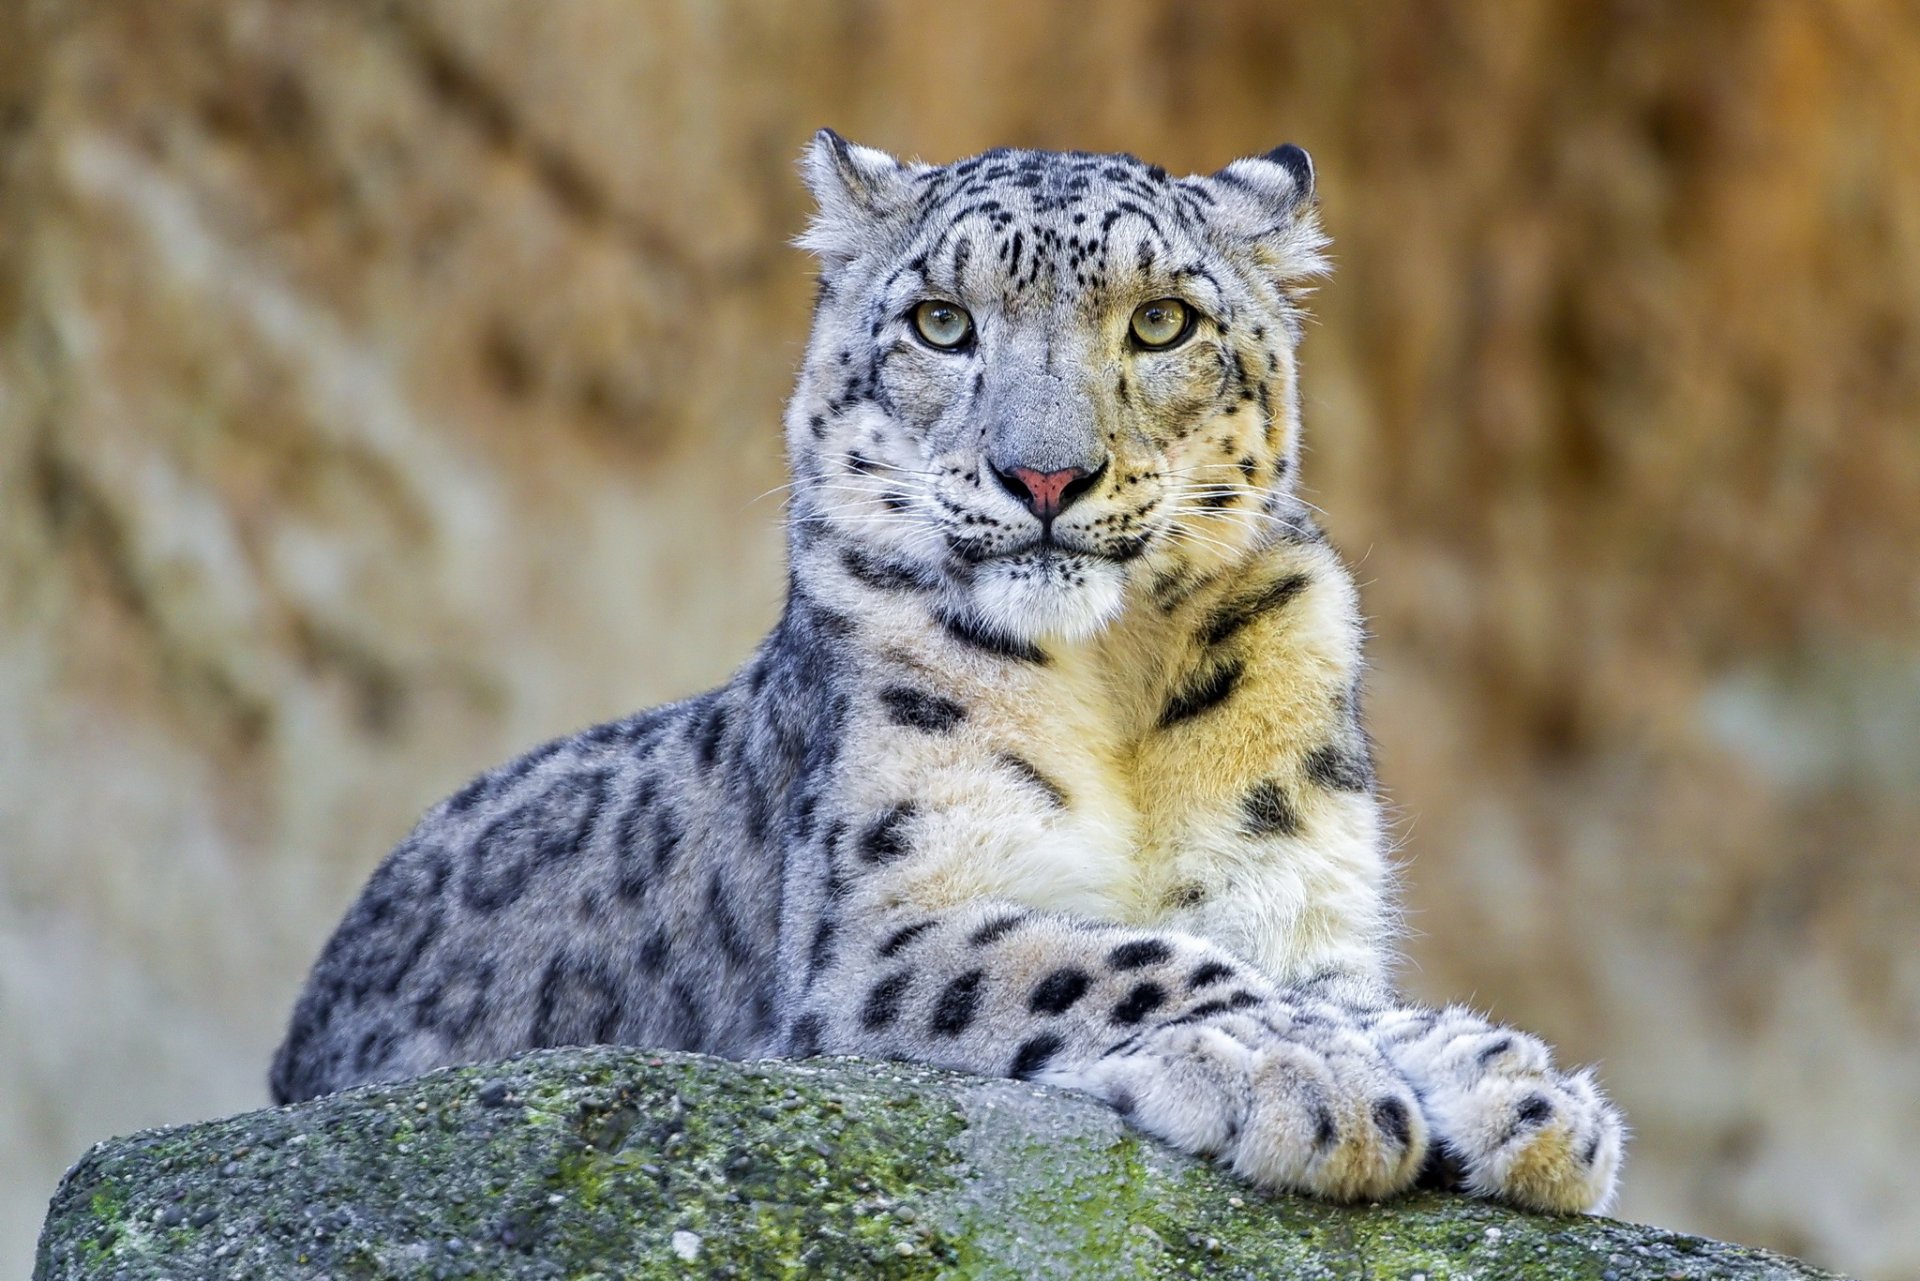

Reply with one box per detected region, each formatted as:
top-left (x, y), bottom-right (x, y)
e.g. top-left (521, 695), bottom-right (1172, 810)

top-left (949, 530), bottom-right (1153, 569)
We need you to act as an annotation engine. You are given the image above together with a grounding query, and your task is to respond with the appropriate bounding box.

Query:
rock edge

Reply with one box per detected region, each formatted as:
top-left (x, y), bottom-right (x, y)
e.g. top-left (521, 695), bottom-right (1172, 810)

top-left (35, 1047), bottom-right (1848, 1280)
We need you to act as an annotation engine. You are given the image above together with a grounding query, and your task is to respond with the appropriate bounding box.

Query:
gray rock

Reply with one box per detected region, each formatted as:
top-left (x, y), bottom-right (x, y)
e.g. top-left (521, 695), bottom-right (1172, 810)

top-left (34, 1047), bottom-right (1847, 1279)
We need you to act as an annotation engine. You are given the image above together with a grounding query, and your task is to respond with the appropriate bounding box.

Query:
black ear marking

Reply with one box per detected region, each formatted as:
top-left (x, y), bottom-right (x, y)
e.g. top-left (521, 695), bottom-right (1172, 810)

top-left (1263, 144), bottom-right (1314, 204)
top-left (798, 129), bottom-right (913, 260)
top-left (808, 127), bottom-right (903, 213)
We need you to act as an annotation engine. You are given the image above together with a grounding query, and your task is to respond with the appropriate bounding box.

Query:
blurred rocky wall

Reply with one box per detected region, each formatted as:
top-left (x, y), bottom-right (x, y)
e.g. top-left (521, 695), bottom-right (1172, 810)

top-left (2, 2), bottom-right (1916, 1276)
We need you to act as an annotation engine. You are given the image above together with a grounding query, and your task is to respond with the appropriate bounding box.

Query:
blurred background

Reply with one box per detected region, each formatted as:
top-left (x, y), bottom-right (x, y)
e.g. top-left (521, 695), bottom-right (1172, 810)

top-left (1, 1), bottom-right (1916, 1276)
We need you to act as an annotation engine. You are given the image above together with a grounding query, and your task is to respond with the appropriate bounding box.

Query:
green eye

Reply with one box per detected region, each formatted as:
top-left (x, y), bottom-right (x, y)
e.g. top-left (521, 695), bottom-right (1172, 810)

top-left (1129, 298), bottom-right (1194, 349)
top-left (911, 300), bottom-right (974, 350)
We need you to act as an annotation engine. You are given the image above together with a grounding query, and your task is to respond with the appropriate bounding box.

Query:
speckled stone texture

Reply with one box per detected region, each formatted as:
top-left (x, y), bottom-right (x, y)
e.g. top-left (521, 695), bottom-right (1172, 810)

top-left (34, 1049), bottom-right (1845, 1280)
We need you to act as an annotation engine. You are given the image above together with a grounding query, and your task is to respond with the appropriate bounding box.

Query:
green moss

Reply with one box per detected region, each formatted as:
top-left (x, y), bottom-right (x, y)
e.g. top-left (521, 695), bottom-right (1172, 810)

top-left (33, 1048), bottom-right (1849, 1281)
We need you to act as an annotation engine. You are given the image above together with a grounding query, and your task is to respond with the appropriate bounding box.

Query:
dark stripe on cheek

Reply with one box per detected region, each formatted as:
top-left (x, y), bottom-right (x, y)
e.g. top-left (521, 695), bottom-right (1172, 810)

top-left (840, 546), bottom-right (933, 592)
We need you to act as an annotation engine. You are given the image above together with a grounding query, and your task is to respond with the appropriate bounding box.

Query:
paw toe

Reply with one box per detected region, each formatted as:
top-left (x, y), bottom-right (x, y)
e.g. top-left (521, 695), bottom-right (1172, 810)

top-left (1232, 1042), bottom-right (1425, 1202)
top-left (1460, 1070), bottom-right (1625, 1214)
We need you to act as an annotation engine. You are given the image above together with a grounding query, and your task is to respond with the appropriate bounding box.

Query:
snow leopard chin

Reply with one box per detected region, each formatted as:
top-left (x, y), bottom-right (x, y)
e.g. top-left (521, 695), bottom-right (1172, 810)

top-left (966, 551), bottom-right (1128, 645)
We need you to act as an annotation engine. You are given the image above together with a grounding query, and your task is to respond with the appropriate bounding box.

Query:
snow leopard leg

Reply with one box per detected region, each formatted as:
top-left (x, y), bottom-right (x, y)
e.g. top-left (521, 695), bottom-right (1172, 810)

top-left (785, 900), bottom-right (1428, 1203)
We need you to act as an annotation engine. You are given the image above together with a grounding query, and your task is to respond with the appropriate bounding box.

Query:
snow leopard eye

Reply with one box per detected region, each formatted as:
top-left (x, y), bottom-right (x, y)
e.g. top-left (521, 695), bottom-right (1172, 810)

top-left (911, 300), bottom-right (974, 351)
top-left (1129, 298), bottom-right (1194, 350)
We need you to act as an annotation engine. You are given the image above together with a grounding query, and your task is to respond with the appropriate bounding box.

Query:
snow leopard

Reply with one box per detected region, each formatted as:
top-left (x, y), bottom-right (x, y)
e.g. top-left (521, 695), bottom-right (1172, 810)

top-left (272, 131), bottom-right (1625, 1214)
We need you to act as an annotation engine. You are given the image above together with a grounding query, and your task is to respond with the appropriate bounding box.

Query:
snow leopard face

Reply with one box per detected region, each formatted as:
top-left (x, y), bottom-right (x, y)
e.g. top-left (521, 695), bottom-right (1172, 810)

top-left (787, 131), bottom-right (1329, 644)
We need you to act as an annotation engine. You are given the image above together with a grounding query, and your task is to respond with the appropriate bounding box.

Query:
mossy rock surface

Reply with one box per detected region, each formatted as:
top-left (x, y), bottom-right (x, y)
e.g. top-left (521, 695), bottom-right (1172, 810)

top-left (35, 1047), bottom-right (1843, 1280)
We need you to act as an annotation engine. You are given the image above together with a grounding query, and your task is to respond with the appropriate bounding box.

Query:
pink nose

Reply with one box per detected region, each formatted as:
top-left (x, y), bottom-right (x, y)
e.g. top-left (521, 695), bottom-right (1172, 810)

top-left (996, 465), bottom-right (1095, 521)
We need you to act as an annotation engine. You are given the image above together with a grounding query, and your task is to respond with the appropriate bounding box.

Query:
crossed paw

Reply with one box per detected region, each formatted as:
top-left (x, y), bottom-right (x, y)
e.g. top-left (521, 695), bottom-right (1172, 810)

top-left (1375, 1004), bottom-right (1625, 1214)
top-left (1048, 999), bottom-right (1622, 1213)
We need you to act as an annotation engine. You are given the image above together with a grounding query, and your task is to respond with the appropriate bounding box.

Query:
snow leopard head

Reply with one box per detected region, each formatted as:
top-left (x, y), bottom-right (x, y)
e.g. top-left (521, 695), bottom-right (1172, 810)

top-left (788, 131), bottom-right (1328, 645)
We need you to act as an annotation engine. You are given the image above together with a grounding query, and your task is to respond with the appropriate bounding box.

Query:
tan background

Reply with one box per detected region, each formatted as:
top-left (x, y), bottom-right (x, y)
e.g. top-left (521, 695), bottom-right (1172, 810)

top-left (3, 2), bottom-right (1917, 1276)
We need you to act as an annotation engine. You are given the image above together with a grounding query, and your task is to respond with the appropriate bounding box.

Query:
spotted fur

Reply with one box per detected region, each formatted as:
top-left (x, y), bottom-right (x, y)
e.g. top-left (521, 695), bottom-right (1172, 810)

top-left (272, 132), bottom-right (1624, 1215)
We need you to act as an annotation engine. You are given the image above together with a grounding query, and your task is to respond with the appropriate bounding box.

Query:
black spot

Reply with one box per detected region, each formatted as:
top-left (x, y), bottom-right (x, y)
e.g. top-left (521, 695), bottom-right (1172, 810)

top-left (1110, 1087), bottom-right (1136, 1117)
top-left (929, 970), bottom-right (986, 1036)
top-left (858, 803), bottom-right (918, 864)
top-left (788, 1013), bottom-right (824, 1058)
top-left (1417, 1144), bottom-right (1468, 1190)
top-left (1313, 1101), bottom-right (1339, 1150)
top-left (939, 609), bottom-right (1048, 664)
top-left (651, 806), bottom-right (684, 870)
top-left (462, 772), bottom-right (609, 914)
top-left (879, 919), bottom-right (937, 957)
top-left (807, 915), bottom-right (837, 977)
top-left (411, 955), bottom-right (492, 1040)
top-left (1108, 939), bottom-right (1171, 970)
top-left (1188, 960), bottom-right (1235, 990)
top-left (1372, 1097), bottom-right (1414, 1148)
top-left (880, 685), bottom-right (967, 734)
top-left (1515, 1094), bottom-right (1555, 1129)
top-left (969, 912), bottom-right (1027, 946)
top-left (1225, 990), bottom-right (1262, 1011)
top-left (1200, 574), bottom-right (1309, 647)
top-left (707, 872), bottom-right (754, 966)
top-left (1305, 744), bottom-right (1374, 793)
top-left (1241, 779), bottom-right (1300, 837)
top-left (1010, 1031), bottom-right (1066, 1079)
top-left (530, 951), bottom-right (624, 1048)
top-left (1580, 1132), bottom-right (1604, 1166)
top-left (996, 754), bottom-right (1068, 807)
top-left (1158, 659), bottom-right (1244, 728)
top-left (1476, 1036), bottom-right (1514, 1066)
top-left (694, 701), bottom-right (729, 770)
top-left (610, 782), bottom-right (658, 901)
top-left (636, 930), bottom-right (670, 974)
top-left (1111, 981), bottom-right (1166, 1025)
top-left (861, 971), bottom-right (912, 1031)
top-left (789, 790), bottom-right (820, 840)
top-left (1029, 968), bottom-right (1092, 1015)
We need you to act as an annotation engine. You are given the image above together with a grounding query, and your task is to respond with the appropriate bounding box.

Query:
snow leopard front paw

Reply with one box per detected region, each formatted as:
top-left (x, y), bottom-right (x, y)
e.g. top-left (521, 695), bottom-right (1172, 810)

top-left (1045, 1006), bottom-right (1428, 1202)
top-left (1382, 1007), bottom-right (1625, 1214)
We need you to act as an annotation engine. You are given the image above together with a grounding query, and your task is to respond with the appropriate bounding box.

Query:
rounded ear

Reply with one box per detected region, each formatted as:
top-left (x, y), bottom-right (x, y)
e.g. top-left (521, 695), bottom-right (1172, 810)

top-left (1202, 143), bottom-right (1328, 280)
top-left (796, 128), bottom-right (913, 261)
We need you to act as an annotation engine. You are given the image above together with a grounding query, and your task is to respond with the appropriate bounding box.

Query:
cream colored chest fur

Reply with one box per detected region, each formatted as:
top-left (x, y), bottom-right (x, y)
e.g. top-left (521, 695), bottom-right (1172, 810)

top-left (842, 547), bottom-right (1389, 985)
